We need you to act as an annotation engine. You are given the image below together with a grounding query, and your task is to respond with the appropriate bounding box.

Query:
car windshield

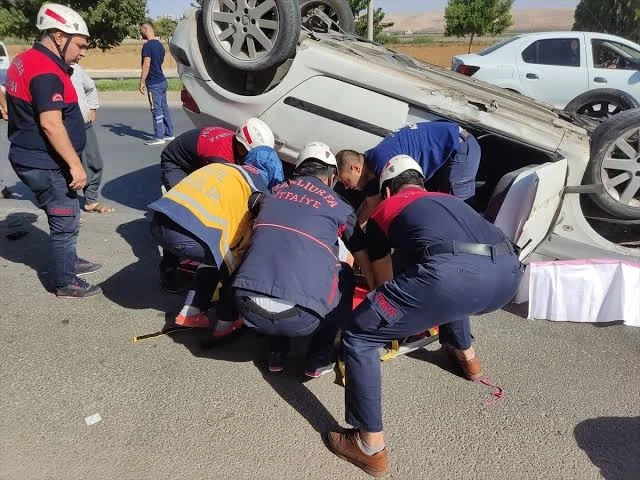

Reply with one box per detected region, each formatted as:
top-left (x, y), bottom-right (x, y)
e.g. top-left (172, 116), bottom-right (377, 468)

top-left (478, 36), bottom-right (520, 56)
top-left (0, 44), bottom-right (6, 57)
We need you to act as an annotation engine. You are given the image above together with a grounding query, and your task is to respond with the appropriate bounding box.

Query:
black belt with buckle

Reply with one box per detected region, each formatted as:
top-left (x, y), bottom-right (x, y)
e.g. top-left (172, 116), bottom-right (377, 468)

top-left (424, 241), bottom-right (514, 258)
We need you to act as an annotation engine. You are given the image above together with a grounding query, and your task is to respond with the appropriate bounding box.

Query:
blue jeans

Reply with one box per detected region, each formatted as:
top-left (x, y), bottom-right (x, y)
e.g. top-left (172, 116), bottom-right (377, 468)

top-left (426, 133), bottom-right (481, 201)
top-left (147, 81), bottom-right (174, 140)
top-left (13, 166), bottom-right (80, 288)
top-left (342, 251), bottom-right (523, 432)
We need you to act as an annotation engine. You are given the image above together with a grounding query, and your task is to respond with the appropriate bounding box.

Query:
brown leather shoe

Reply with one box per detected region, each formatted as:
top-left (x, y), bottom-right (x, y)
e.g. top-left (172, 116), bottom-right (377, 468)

top-left (327, 429), bottom-right (389, 477)
top-left (446, 346), bottom-right (483, 381)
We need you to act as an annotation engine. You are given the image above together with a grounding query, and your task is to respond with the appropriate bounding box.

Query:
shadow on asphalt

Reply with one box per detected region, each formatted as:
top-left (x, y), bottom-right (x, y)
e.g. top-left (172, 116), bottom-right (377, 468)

top-left (101, 217), bottom-right (181, 312)
top-left (102, 122), bottom-right (154, 141)
top-left (101, 164), bottom-right (162, 211)
top-left (162, 321), bottom-right (340, 434)
top-left (0, 212), bottom-right (51, 291)
top-left (574, 417), bottom-right (640, 480)
top-left (406, 346), bottom-right (467, 381)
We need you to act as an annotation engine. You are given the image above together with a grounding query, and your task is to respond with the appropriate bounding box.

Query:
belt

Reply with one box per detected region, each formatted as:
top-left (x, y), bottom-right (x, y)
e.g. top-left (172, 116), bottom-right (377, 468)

top-left (424, 241), bottom-right (515, 258)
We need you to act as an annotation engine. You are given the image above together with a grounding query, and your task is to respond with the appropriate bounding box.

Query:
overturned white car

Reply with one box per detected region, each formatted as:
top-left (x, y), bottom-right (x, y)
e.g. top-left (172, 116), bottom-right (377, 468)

top-left (169, 1), bottom-right (639, 266)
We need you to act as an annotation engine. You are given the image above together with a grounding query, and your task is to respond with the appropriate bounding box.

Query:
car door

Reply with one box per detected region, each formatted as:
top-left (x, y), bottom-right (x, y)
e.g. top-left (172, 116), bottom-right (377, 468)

top-left (588, 37), bottom-right (640, 102)
top-left (260, 76), bottom-right (409, 164)
top-left (516, 35), bottom-right (589, 108)
top-left (492, 159), bottom-right (568, 261)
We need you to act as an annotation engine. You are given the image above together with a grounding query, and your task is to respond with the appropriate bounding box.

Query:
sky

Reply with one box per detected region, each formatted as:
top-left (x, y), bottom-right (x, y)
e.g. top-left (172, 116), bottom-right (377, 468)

top-left (148, 0), bottom-right (580, 19)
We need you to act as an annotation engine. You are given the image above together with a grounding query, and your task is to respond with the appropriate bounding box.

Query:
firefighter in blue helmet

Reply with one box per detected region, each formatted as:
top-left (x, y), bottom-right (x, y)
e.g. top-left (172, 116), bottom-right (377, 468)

top-left (232, 142), bottom-right (370, 376)
top-left (326, 155), bottom-right (523, 477)
top-left (336, 121), bottom-right (481, 224)
top-left (148, 147), bottom-right (284, 338)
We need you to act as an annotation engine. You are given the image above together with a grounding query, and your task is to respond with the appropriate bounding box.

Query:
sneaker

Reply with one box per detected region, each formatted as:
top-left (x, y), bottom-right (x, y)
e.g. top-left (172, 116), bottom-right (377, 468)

top-left (267, 351), bottom-right (286, 373)
top-left (327, 429), bottom-right (389, 478)
top-left (76, 258), bottom-right (102, 276)
top-left (144, 138), bottom-right (165, 146)
top-left (164, 136), bottom-right (175, 141)
top-left (212, 318), bottom-right (244, 338)
top-left (175, 311), bottom-right (209, 328)
top-left (56, 276), bottom-right (102, 298)
top-left (305, 362), bottom-right (336, 379)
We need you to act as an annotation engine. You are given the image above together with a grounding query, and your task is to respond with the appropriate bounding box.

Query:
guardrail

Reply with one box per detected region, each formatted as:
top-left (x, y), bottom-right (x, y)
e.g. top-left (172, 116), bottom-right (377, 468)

top-left (86, 69), bottom-right (179, 80)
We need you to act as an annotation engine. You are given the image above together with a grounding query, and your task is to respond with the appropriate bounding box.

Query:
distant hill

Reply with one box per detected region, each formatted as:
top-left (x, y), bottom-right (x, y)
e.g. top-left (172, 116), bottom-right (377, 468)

top-left (386, 8), bottom-right (575, 34)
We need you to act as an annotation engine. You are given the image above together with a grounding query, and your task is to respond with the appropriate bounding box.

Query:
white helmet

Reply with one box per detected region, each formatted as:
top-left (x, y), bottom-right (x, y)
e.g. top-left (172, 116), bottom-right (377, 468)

top-left (379, 155), bottom-right (423, 193)
top-left (236, 118), bottom-right (274, 151)
top-left (37, 3), bottom-right (90, 37)
top-left (296, 142), bottom-right (337, 168)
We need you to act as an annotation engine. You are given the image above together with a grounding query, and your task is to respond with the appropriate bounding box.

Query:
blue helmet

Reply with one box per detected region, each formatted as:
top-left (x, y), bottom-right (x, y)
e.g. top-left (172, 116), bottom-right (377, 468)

top-left (243, 145), bottom-right (285, 190)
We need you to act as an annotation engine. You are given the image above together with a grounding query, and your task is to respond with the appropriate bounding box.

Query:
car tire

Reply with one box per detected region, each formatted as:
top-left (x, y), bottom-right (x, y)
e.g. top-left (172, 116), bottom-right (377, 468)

top-left (564, 88), bottom-right (640, 121)
top-left (586, 108), bottom-right (640, 220)
top-left (202, 0), bottom-right (301, 72)
top-left (300, 0), bottom-right (355, 34)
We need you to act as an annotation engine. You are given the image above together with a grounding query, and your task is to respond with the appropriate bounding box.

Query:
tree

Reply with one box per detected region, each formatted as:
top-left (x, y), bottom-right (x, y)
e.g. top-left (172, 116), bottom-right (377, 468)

top-left (573, 0), bottom-right (640, 43)
top-left (154, 17), bottom-right (178, 45)
top-left (348, 0), bottom-right (394, 43)
top-left (0, 0), bottom-right (147, 50)
top-left (444, 0), bottom-right (514, 53)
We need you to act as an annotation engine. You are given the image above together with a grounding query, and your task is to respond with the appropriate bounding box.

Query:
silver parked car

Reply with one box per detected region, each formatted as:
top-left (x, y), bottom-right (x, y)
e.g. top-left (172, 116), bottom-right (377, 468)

top-left (169, 2), bottom-right (638, 264)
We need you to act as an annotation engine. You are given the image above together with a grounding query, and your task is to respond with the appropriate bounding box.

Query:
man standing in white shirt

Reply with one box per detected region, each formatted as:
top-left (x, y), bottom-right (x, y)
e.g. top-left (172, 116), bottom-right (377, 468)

top-left (70, 63), bottom-right (112, 213)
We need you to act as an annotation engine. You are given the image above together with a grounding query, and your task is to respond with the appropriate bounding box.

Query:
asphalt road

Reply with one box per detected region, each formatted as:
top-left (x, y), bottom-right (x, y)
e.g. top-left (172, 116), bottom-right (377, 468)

top-left (1, 107), bottom-right (639, 480)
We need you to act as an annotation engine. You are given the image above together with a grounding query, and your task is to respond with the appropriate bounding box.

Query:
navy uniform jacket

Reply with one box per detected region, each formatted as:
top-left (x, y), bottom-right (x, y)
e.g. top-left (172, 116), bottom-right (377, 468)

top-left (233, 175), bottom-right (365, 316)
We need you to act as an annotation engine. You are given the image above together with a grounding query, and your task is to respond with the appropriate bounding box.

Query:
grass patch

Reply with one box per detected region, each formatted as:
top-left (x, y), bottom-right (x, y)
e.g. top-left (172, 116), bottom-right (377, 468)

top-left (388, 36), bottom-right (435, 45)
top-left (95, 78), bottom-right (183, 92)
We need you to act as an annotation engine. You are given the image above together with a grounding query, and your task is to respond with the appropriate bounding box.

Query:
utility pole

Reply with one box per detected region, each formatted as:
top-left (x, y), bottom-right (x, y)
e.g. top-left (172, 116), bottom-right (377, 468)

top-left (367, 0), bottom-right (374, 41)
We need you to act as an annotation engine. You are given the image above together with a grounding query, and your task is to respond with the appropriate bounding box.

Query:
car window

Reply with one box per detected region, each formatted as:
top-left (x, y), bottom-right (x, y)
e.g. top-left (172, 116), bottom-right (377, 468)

top-left (592, 39), bottom-right (640, 70)
top-left (521, 38), bottom-right (581, 67)
top-left (478, 36), bottom-right (520, 56)
top-left (0, 44), bottom-right (6, 57)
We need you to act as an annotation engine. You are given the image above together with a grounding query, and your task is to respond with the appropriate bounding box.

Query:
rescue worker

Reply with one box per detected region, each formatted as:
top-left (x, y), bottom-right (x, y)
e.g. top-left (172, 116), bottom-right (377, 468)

top-left (158, 118), bottom-right (275, 292)
top-left (5, 3), bottom-right (102, 297)
top-left (336, 121), bottom-right (481, 223)
top-left (232, 142), bottom-right (370, 375)
top-left (327, 156), bottom-right (523, 477)
top-left (149, 146), bottom-right (284, 337)
top-left (160, 118), bottom-right (275, 192)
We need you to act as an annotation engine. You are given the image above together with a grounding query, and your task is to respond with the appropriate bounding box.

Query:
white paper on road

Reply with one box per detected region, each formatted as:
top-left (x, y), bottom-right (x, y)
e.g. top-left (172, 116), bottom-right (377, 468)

top-left (84, 413), bottom-right (102, 426)
top-left (527, 259), bottom-right (640, 327)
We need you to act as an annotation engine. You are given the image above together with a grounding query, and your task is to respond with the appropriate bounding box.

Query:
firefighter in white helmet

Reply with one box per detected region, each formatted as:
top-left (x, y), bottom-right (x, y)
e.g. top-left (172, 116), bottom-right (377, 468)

top-left (4, 3), bottom-right (103, 298)
top-left (326, 154), bottom-right (523, 477)
top-left (232, 142), bottom-right (371, 376)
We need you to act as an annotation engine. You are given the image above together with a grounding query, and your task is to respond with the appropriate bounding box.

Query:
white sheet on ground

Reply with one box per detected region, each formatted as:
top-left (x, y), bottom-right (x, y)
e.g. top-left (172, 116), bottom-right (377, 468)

top-left (527, 259), bottom-right (640, 327)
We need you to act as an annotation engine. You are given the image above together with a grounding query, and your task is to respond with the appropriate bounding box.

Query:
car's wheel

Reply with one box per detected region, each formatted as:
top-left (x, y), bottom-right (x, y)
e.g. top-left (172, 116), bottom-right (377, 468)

top-left (587, 109), bottom-right (640, 219)
top-left (564, 88), bottom-right (640, 121)
top-left (202, 0), bottom-right (301, 71)
top-left (300, 0), bottom-right (355, 34)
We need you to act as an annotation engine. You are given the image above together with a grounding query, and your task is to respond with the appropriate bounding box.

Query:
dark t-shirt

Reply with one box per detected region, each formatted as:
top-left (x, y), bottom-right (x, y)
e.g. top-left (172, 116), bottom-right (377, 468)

top-left (141, 39), bottom-right (166, 86)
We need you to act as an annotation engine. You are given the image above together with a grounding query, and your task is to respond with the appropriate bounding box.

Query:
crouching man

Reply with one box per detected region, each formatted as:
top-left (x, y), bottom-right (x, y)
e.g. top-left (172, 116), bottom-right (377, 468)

top-left (327, 155), bottom-right (523, 477)
top-left (232, 142), bottom-right (370, 376)
top-left (149, 147), bottom-right (284, 337)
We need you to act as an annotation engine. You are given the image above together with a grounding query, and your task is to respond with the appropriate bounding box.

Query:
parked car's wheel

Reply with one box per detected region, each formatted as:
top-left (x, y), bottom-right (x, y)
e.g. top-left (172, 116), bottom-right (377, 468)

top-left (202, 0), bottom-right (301, 71)
top-left (564, 88), bottom-right (640, 121)
top-left (300, 0), bottom-right (355, 34)
top-left (587, 109), bottom-right (640, 219)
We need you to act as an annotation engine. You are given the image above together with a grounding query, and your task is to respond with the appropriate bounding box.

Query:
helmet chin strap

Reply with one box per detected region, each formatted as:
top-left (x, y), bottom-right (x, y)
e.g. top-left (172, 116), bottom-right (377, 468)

top-left (47, 31), bottom-right (73, 62)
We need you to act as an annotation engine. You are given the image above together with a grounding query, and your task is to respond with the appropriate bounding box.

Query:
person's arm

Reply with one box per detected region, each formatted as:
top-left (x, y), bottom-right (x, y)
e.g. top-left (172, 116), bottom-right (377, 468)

top-left (341, 210), bottom-right (376, 290)
top-left (80, 67), bottom-right (99, 122)
top-left (140, 57), bottom-right (151, 95)
top-left (31, 74), bottom-right (86, 190)
top-left (0, 87), bottom-right (8, 121)
top-left (39, 111), bottom-right (86, 189)
top-left (364, 218), bottom-right (394, 288)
